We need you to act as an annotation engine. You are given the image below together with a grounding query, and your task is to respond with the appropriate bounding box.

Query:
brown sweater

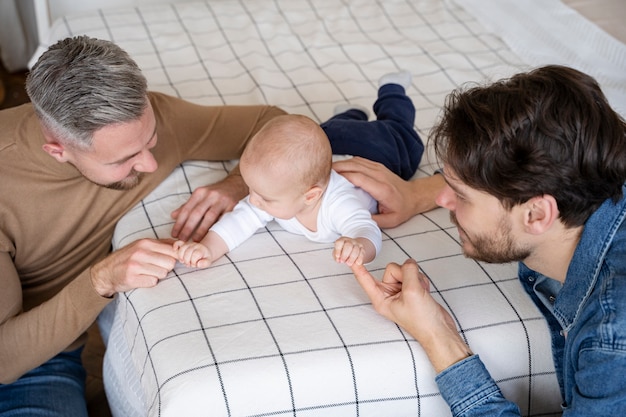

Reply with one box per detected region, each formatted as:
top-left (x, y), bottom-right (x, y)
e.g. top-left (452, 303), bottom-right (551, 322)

top-left (0, 92), bottom-right (285, 383)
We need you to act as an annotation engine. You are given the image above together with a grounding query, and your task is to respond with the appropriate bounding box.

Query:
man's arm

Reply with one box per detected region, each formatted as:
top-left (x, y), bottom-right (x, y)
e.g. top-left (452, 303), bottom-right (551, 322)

top-left (333, 157), bottom-right (444, 228)
top-left (90, 238), bottom-right (178, 298)
top-left (350, 260), bottom-right (471, 372)
top-left (152, 94), bottom-right (286, 242)
top-left (350, 261), bottom-right (522, 416)
top-left (0, 239), bottom-right (177, 383)
top-left (170, 168), bottom-right (248, 243)
top-left (0, 252), bottom-right (109, 383)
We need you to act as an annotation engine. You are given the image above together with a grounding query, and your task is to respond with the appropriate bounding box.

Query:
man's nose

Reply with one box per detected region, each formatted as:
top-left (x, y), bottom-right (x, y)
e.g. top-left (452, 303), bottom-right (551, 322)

top-left (135, 150), bottom-right (158, 173)
top-left (435, 184), bottom-right (455, 210)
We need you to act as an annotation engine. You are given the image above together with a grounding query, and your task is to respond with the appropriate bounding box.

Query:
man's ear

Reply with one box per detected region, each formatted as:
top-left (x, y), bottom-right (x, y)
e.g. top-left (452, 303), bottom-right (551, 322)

top-left (42, 142), bottom-right (70, 162)
top-left (524, 195), bottom-right (559, 235)
top-left (304, 185), bottom-right (323, 205)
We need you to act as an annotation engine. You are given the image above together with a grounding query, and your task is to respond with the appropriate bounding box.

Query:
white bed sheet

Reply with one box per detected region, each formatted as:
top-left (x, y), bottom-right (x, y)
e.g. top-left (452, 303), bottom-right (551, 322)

top-left (38, 0), bottom-right (626, 415)
top-left (457, 0), bottom-right (626, 117)
top-left (104, 160), bottom-right (561, 417)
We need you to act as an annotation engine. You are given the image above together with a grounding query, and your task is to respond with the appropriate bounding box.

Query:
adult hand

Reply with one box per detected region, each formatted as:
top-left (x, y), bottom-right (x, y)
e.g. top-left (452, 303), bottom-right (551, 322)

top-left (90, 238), bottom-right (178, 298)
top-left (170, 172), bottom-right (248, 242)
top-left (333, 157), bottom-right (444, 228)
top-left (351, 260), bottom-right (471, 373)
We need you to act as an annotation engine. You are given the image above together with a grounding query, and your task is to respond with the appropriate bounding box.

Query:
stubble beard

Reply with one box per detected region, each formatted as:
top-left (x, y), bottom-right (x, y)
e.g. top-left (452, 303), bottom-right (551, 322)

top-left (450, 211), bottom-right (531, 264)
top-left (104, 170), bottom-right (144, 190)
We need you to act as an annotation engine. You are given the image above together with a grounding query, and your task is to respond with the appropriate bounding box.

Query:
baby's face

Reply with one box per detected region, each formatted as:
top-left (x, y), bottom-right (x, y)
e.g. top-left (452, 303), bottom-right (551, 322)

top-left (241, 161), bottom-right (307, 220)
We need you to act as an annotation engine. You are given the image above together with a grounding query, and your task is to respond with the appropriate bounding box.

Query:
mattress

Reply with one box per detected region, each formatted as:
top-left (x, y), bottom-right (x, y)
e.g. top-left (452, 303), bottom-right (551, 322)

top-left (102, 160), bottom-right (561, 417)
top-left (37, 0), bottom-right (626, 415)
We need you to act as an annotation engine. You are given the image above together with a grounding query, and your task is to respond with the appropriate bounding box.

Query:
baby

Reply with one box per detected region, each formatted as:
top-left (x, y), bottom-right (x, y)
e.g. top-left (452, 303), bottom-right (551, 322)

top-left (175, 70), bottom-right (423, 268)
top-left (174, 114), bottom-right (380, 268)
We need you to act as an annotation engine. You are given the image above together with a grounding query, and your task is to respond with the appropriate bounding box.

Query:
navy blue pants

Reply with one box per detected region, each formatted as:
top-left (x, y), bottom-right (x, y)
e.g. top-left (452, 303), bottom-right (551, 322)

top-left (321, 83), bottom-right (424, 180)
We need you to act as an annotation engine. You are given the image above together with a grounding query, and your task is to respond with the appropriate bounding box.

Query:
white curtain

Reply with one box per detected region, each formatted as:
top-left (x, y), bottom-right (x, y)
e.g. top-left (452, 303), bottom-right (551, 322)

top-left (0, 0), bottom-right (39, 72)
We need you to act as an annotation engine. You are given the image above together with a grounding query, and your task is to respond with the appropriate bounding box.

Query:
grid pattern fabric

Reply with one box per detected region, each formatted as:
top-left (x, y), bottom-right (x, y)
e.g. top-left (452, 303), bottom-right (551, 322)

top-left (41, 0), bottom-right (569, 416)
top-left (108, 160), bottom-right (562, 417)
top-left (45, 0), bottom-right (531, 176)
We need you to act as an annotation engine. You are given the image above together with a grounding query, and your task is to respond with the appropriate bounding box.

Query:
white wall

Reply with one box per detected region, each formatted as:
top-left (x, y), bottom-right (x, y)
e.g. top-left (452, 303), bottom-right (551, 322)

top-left (0, 0), bottom-right (38, 71)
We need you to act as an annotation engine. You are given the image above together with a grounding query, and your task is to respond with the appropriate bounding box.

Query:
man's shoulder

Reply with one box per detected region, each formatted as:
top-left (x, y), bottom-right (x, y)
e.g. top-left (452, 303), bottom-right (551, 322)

top-left (0, 103), bottom-right (36, 150)
top-left (147, 91), bottom-right (177, 105)
top-left (0, 102), bottom-right (35, 126)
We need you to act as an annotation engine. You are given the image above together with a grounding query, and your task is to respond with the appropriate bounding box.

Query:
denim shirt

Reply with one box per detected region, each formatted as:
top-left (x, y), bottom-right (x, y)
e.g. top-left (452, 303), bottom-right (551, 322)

top-left (436, 185), bottom-right (626, 416)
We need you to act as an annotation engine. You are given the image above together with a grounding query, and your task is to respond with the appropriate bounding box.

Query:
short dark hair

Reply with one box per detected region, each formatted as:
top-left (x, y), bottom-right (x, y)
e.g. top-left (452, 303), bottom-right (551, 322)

top-left (431, 65), bottom-right (626, 227)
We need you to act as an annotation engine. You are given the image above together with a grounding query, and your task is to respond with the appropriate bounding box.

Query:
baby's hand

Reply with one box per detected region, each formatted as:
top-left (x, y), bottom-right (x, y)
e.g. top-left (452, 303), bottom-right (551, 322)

top-left (333, 237), bottom-right (365, 266)
top-left (173, 240), bottom-right (212, 268)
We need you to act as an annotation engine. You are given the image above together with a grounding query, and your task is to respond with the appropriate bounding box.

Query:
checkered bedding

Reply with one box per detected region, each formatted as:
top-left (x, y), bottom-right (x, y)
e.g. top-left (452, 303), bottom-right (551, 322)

top-left (40, 0), bottom-right (626, 415)
top-left (103, 159), bottom-right (562, 417)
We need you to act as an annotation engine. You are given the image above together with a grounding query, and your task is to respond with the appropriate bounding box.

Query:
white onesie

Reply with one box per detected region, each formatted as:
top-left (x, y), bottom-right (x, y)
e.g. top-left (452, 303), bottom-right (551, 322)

top-left (210, 170), bottom-right (382, 256)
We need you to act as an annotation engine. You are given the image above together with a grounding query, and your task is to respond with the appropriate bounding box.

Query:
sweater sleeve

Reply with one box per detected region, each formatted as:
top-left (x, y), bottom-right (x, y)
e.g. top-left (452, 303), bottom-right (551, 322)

top-left (149, 92), bottom-right (287, 162)
top-left (0, 252), bottom-right (111, 384)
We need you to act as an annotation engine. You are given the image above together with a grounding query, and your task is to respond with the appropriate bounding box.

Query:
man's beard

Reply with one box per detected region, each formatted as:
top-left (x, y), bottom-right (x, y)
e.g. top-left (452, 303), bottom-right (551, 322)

top-left (104, 170), bottom-right (144, 190)
top-left (450, 211), bottom-right (531, 264)
top-left (68, 160), bottom-right (145, 190)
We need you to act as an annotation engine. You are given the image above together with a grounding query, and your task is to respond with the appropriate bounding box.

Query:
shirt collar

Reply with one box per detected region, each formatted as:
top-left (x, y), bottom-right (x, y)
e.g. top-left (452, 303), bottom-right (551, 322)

top-left (553, 185), bottom-right (626, 330)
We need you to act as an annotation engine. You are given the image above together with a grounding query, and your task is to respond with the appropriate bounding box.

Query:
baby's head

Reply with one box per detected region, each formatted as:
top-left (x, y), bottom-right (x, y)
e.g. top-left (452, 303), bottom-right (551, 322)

top-left (240, 114), bottom-right (332, 219)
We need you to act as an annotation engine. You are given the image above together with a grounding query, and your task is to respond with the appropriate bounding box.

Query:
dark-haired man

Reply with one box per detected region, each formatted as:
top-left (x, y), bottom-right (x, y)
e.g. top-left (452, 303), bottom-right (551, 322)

top-left (349, 65), bottom-right (626, 416)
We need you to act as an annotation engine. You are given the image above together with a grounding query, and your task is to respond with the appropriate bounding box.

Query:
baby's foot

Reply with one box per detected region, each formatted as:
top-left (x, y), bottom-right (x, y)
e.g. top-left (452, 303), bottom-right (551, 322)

top-left (378, 70), bottom-right (412, 90)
